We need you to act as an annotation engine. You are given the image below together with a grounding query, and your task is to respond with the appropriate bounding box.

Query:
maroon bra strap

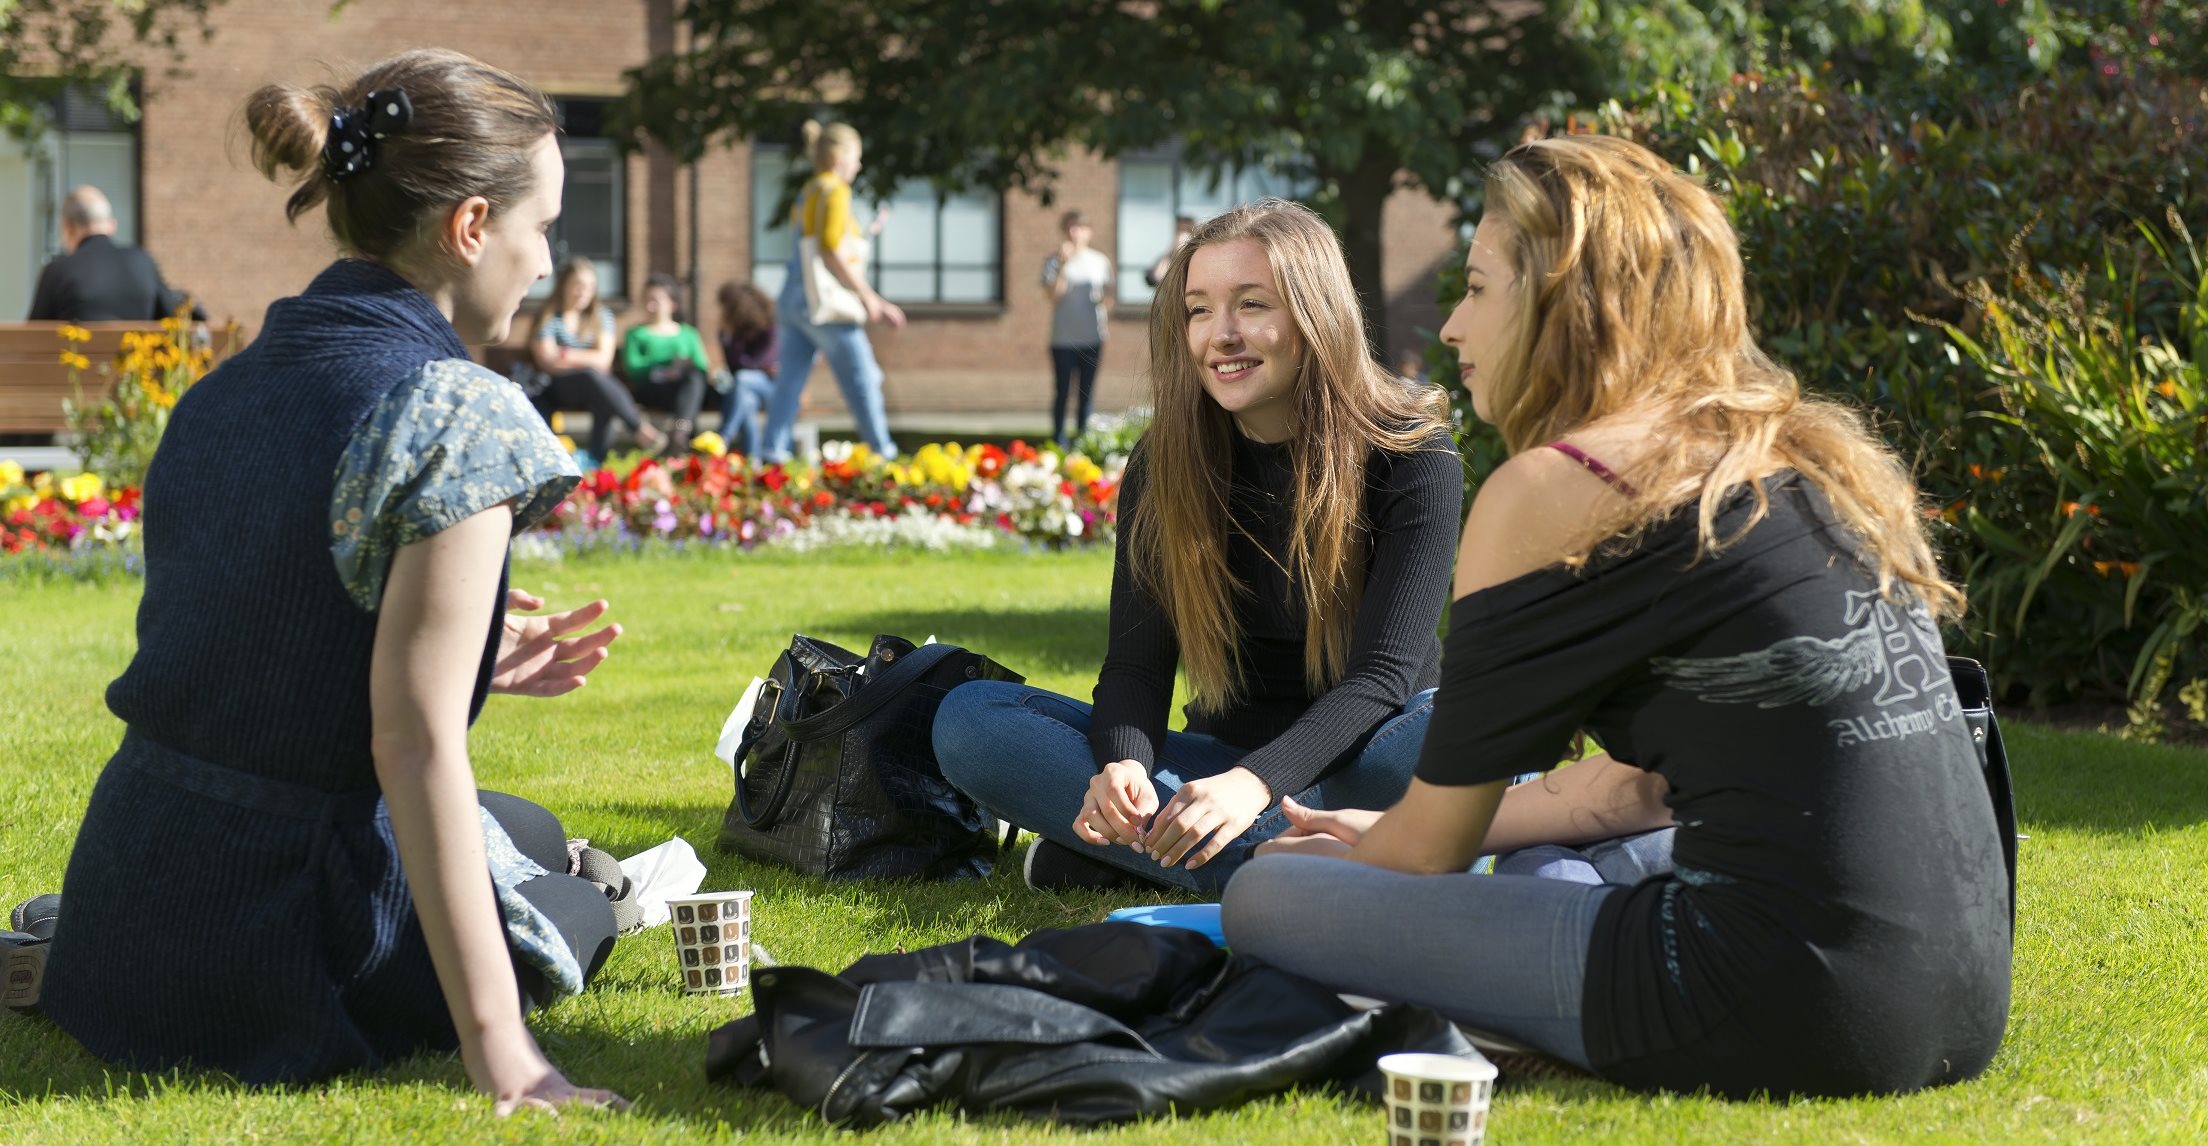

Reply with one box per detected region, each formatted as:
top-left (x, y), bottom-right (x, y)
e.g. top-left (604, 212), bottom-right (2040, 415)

top-left (1543, 441), bottom-right (1639, 497)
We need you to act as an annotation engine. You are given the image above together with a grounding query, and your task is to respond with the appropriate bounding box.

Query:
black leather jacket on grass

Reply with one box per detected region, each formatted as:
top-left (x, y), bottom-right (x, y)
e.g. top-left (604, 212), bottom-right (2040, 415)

top-left (705, 921), bottom-right (1474, 1127)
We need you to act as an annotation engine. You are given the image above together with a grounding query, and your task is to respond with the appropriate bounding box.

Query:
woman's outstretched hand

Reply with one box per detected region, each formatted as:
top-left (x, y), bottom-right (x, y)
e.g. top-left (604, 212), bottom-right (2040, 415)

top-left (1254, 797), bottom-right (1381, 859)
top-left (491, 589), bottom-right (621, 697)
top-left (1142, 767), bottom-right (1272, 870)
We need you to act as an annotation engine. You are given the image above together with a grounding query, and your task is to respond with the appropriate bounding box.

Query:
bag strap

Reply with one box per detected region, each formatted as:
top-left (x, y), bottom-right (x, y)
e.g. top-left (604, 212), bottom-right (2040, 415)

top-left (780, 643), bottom-right (963, 743)
top-left (732, 677), bottom-right (804, 830)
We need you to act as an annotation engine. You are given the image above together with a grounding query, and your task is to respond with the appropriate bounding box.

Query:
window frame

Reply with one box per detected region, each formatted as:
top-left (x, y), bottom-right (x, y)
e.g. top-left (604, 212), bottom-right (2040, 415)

top-left (1113, 147), bottom-right (1314, 307)
top-left (529, 97), bottom-right (628, 303)
top-left (750, 142), bottom-right (1005, 310)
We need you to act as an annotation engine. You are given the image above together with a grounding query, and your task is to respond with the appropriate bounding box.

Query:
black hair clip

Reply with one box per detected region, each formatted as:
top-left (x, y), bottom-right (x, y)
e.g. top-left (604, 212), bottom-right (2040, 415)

top-left (322, 88), bottom-right (413, 182)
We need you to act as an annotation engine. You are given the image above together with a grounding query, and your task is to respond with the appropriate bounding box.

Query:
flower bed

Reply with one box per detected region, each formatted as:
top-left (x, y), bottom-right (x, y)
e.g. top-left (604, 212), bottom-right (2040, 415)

top-left (533, 436), bottom-right (1122, 557)
top-left (1, 464), bottom-right (141, 559)
top-left (1, 438), bottom-right (1124, 578)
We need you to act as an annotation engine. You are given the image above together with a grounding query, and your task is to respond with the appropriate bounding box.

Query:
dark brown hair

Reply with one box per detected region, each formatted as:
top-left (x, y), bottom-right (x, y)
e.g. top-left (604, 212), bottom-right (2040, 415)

top-left (245, 49), bottom-right (558, 261)
top-left (717, 280), bottom-right (774, 344)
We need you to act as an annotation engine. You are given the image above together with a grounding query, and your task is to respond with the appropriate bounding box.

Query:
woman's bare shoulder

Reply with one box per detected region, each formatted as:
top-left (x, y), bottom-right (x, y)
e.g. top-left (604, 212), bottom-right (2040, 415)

top-left (1453, 447), bottom-right (1618, 598)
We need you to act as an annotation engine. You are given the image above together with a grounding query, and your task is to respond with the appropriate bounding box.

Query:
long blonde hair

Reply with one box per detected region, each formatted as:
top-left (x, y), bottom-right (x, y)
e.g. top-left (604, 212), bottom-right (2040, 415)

top-left (1133, 199), bottom-right (1453, 712)
top-left (1480, 134), bottom-right (1961, 618)
top-left (801, 120), bottom-right (860, 174)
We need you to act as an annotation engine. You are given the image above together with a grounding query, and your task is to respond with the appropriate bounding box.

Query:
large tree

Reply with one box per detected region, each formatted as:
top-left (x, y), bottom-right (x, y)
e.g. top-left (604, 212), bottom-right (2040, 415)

top-left (617, 0), bottom-right (1604, 352)
top-left (1, 0), bottom-right (223, 137)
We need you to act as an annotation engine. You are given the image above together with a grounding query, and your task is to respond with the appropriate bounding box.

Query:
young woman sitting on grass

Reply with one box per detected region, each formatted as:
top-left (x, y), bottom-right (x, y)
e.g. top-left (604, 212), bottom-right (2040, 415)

top-left (1221, 135), bottom-right (2011, 1099)
top-left (618, 272), bottom-right (712, 454)
top-left (934, 199), bottom-right (1464, 894)
top-left (1, 50), bottom-right (628, 1115)
top-left (528, 256), bottom-right (662, 459)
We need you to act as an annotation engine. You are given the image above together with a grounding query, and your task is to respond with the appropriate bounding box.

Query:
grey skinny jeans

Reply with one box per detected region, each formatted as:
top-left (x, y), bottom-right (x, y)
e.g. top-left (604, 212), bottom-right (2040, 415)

top-left (1220, 828), bottom-right (1674, 1068)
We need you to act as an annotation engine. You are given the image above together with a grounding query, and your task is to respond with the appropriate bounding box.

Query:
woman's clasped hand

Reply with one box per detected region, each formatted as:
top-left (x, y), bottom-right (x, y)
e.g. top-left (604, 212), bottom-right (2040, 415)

top-left (1073, 763), bottom-right (1273, 870)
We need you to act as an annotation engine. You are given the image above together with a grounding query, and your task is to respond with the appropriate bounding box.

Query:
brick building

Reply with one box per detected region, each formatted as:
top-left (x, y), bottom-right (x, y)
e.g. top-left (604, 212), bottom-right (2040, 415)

top-left (2, 0), bottom-right (1463, 430)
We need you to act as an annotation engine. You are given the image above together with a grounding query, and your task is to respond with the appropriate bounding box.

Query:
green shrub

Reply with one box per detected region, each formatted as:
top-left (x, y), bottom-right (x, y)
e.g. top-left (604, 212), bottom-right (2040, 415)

top-left (1935, 211), bottom-right (2208, 726)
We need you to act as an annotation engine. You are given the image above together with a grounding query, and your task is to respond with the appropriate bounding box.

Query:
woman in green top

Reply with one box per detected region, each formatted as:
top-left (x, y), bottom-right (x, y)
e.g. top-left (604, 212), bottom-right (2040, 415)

top-left (618, 272), bottom-right (710, 454)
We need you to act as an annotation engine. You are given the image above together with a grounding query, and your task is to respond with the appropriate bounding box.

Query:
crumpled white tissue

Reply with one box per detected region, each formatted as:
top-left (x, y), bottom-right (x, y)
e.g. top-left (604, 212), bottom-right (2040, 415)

top-left (618, 837), bottom-right (708, 929)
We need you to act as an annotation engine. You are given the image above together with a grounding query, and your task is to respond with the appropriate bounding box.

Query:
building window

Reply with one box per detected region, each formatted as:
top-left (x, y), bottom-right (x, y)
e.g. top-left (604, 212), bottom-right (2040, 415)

top-left (1115, 153), bottom-right (1311, 305)
top-left (0, 86), bottom-right (139, 321)
top-left (750, 144), bottom-right (1001, 306)
top-left (531, 98), bottom-right (625, 301)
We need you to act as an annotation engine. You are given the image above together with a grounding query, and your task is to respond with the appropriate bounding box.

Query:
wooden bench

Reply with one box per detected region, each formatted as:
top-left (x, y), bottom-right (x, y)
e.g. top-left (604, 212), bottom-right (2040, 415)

top-left (0, 321), bottom-right (176, 437)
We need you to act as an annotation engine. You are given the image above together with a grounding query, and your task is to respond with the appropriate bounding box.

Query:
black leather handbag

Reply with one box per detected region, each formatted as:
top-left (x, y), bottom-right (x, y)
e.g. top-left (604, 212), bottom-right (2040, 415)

top-left (720, 633), bottom-right (1021, 881)
top-left (1948, 656), bottom-right (2020, 922)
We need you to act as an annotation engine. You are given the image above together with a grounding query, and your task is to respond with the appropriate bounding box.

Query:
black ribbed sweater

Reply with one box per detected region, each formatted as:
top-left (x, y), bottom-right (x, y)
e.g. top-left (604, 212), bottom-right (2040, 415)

top-left (1089, 431), bottom-right (1464, 797)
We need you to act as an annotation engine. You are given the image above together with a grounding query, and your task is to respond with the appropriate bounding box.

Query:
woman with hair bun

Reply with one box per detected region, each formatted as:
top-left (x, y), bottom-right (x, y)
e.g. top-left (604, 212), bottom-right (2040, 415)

top-left (0, 50), bottom-right (627, 1114)
top-left (758, 119), bottom-right (905, 462)
top-left (1223, 135), bottom-right (2011, 1100)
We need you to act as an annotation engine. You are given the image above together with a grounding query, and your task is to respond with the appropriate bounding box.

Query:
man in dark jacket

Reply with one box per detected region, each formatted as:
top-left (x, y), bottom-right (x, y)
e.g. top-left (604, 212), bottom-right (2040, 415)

top-left (26, 186), bottom-right (206, 323)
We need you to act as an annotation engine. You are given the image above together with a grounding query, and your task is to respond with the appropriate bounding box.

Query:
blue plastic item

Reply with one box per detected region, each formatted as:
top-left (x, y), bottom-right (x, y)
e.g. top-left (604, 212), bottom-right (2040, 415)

top-left (1104, 903), bottom-right (1227, 947)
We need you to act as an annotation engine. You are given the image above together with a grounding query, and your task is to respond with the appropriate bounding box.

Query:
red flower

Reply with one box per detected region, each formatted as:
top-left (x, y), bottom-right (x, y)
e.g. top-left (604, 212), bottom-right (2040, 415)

top-left (924, 493), bottom-right (943, 509)
top-left (813, 490), bottom-right (835, 509)
top-left (1010, 440), bottom-right (1039, 463)
top-left (1059, 480), bottom-right (1077, 498)
top-left (585, 469), bottom-right (619, 496)
top-left (975, 444), bottom-right (1008, 479)
top-left (759, 466), bottom-right (789, 492)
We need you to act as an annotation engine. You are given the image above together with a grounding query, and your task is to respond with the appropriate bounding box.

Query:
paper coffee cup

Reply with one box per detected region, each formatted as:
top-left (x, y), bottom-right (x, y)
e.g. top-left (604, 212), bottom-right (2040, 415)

top-left (667, 890), bottom-right (753, 996)
top-left (1378, 1051), bottom-right (1498, 1146)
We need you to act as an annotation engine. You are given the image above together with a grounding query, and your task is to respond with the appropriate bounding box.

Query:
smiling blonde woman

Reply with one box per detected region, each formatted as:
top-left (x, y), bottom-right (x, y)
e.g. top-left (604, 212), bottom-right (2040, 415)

top-left (933, 198), bottom-right (1463, 894)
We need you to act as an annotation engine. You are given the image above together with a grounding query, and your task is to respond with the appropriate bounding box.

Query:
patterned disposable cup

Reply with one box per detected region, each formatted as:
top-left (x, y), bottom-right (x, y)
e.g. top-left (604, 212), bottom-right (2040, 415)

top-left (667, 890), bottom-right (753, 996)
top-left (1378, 1052), bottom-right (1498, 1146)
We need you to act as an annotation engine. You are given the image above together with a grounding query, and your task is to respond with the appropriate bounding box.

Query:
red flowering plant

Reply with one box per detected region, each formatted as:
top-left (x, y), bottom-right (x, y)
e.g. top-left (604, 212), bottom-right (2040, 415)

top-left (528, 434), bottom-right (1125, 553)
top-left (0, 463), bottom-right (143, 556)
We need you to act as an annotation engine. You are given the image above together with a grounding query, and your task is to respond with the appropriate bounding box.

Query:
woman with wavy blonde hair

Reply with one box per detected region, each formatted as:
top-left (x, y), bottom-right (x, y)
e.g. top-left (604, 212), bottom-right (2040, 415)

top-left (935, 198), bottom-right (1463, 893)
top-left (1223, 136), bottom-right (2011, 1099)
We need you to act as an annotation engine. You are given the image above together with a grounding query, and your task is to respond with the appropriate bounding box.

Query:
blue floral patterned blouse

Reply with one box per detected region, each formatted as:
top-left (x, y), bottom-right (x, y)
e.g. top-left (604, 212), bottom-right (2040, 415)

top-left (327, 356), bottom-right (587, 995)
top-left (330, 357), bottom-right (579, 611)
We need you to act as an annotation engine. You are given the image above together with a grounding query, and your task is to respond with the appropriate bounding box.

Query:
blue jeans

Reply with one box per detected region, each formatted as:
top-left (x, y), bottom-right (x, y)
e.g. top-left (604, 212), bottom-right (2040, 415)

top-left (719, 368), bottom-right (774, 459)
top-left (765, 273), bottom-right (895, 461)
top-left (932, 680), bottom-right (1436, 894)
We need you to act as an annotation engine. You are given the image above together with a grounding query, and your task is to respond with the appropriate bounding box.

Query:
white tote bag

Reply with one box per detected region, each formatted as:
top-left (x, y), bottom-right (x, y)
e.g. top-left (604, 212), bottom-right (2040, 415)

top-left (798, 184), bottom-right (871, 326)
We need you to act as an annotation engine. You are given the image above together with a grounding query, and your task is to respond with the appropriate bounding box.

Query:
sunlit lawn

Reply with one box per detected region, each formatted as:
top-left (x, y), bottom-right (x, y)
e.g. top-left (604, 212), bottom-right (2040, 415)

top-left (3, 547), bottom-right (2205, 1143)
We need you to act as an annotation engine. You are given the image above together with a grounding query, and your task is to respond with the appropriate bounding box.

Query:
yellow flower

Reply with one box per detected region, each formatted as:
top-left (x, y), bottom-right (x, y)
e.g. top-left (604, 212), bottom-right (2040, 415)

top-left (691, 430), bottom-right (728, 458)
top-left (1066, 455), bottom-right (1104, 486)
top-left (555, 434), bottom-right (578, 454)
top-left (58, 324), bottom-right (92, 344)
top-left (549, 411), bottom-right (566, 434)
top-left (32, 471), bottom-right (53, 493)
top-left (2158, 381), bottom-right (2182, 399)
top-left (848, 443), bottom-right (873, 467)
top-left (0, 460), bottom-right (22, 490)
top-left (59, 351), bottom-right (91, 370)
top-left (60, 472), bottom-right (104, 503)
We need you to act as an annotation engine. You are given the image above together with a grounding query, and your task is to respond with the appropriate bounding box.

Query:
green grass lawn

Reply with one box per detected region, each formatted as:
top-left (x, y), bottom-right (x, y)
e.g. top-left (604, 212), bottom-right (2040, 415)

top-left (4, 548), bottom-right (2206, 1143)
